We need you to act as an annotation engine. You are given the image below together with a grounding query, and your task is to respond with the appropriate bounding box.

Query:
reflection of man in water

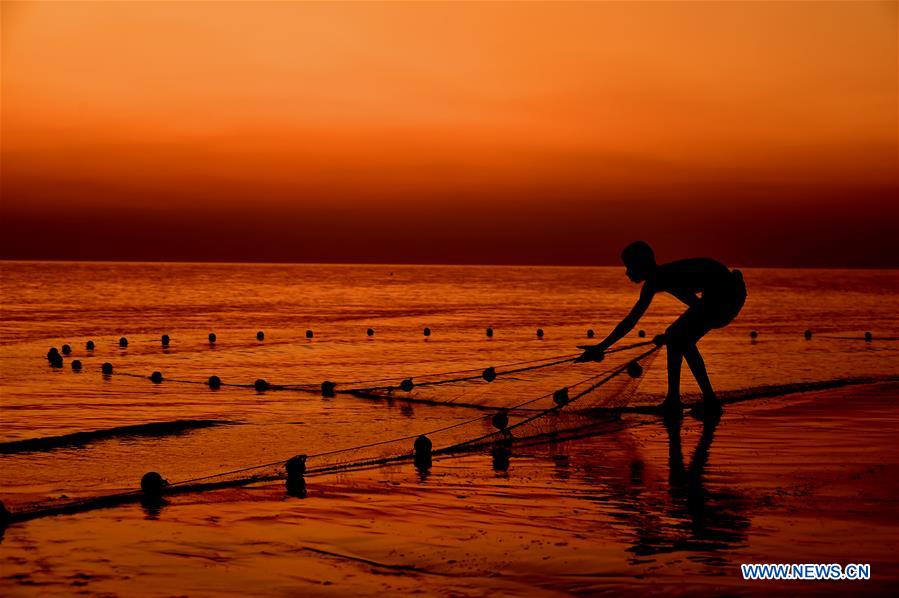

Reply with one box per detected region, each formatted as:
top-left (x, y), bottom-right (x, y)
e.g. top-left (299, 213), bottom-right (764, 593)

top-left (578, 241), bottom-right (746, 418)
top-left (628, 416), bottom-right (751, 557)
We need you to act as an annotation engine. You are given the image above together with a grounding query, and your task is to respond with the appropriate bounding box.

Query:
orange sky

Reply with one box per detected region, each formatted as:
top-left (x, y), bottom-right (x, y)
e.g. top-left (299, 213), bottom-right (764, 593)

top-left (1, 1), bottom-right (897, 266)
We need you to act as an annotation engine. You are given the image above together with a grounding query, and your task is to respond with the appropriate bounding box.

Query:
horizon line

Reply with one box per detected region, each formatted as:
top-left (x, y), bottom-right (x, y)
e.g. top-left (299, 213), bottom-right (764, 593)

top-left (0, 258), bottom-right (896, 271)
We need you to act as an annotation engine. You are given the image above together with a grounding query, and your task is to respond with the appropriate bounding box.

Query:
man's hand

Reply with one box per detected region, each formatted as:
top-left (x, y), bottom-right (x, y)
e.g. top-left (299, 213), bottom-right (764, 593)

top-left (652, 334), bottom-right (666, 347)
top-left (576, 345), bottom-right (605, 363)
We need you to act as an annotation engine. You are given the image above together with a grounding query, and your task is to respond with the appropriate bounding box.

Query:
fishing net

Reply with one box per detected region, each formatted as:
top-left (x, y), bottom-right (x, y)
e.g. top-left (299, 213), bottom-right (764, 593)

top-left (5, 343), bottom-right (660, 525)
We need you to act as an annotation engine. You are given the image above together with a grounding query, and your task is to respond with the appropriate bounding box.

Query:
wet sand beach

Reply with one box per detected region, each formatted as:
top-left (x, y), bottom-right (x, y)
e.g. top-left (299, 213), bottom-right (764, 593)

top-left (2, 381), bottom-right (897, 596)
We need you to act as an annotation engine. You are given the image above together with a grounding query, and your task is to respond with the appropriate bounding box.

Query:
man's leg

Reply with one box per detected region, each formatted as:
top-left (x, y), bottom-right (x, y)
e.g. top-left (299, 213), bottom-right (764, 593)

top-left (683, 338), bottom-right (723, 419)
top-left (683, 343), bottom-right (716, 402)
top-left (665, 341), bottom-right (684, 406)
top-left (663, 312), bottom-right (696, 410)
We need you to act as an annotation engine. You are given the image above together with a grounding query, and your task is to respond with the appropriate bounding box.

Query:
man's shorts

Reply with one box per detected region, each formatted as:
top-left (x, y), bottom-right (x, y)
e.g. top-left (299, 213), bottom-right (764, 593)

top-left (667, 269), bottom-right (747, 346)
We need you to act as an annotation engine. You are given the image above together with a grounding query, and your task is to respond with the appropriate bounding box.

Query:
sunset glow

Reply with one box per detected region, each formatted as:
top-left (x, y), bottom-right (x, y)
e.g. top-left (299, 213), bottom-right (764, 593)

top-left (2, 1), bottom-right (897, 265)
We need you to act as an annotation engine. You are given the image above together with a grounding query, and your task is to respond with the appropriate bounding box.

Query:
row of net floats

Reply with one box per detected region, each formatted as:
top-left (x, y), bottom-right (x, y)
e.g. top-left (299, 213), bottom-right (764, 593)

top-left (48, 326), bottom-right (604, 354)
top-left (42, 327), bottom-right (615, 370)
top-left (45, 334), bottom-right (650, 394)
top-left (45, 326), bottom-right (880, 370)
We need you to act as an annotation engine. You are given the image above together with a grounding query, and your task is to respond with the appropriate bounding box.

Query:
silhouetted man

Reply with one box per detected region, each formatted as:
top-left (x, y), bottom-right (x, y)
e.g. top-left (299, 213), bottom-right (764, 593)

top-left (578, 241), bottom-right (746, 418)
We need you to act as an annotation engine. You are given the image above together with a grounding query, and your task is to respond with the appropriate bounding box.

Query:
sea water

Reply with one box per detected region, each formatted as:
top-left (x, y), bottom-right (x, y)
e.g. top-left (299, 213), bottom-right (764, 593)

top-left (1, 262), bottom-right (897, 594)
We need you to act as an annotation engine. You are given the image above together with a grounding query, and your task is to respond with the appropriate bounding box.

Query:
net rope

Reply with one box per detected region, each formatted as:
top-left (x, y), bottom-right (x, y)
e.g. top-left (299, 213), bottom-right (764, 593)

top-left (106, 340), bottom-right (655, 408)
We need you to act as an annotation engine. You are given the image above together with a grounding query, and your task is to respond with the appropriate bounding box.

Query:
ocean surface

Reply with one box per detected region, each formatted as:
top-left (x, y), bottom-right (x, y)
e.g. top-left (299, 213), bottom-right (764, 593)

top-left (1, 262), bottom-right (898, 595)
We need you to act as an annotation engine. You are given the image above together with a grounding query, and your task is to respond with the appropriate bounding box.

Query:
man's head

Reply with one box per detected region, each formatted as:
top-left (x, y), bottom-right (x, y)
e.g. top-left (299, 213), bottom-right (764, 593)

top-left (621, 241), bottom-right (656, 282)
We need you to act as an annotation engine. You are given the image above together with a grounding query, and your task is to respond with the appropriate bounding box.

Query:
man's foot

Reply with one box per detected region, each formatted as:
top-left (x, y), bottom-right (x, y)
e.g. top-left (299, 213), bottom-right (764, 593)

top-left (657, 399), bottom-right (683, 420)
top-left (689, 400), bottom-right (723, 421)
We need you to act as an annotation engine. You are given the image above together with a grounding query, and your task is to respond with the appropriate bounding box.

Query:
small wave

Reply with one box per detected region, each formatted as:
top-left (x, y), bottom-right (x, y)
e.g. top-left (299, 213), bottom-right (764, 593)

top-left (714, 375), bottom-right (899, 405)
top-left (598, 375), bottom-right (899, 415)
top-left (0, 419), bottom-right (233, 455)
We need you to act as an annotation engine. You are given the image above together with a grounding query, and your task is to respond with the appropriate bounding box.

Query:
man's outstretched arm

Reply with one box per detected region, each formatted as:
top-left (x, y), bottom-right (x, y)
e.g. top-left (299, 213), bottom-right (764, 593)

top-left (577, 286), bottom-right (653, 361)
